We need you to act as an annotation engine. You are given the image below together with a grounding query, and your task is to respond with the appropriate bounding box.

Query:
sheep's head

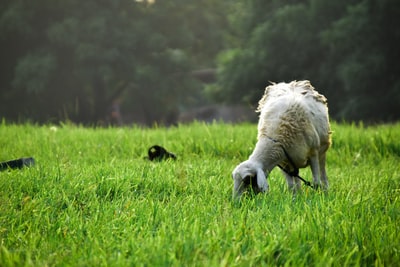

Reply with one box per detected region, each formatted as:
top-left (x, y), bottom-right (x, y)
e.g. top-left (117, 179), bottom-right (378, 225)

top-left (232, 160), bottom-right (269, 199)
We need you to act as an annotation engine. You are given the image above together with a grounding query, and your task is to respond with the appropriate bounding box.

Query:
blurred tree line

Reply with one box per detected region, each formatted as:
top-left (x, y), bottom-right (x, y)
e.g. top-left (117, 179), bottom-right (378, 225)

top-left (0, 0), bottom-right (229, 124)
top-left (0, 0), bottom-right (399, 124)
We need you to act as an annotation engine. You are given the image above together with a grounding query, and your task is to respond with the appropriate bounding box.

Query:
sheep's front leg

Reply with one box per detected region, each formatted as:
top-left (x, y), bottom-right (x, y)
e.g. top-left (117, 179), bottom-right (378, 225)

top-left (281, 170), bottom-right (301, 193)
top-left (309, 153), bottom-right (321, 189)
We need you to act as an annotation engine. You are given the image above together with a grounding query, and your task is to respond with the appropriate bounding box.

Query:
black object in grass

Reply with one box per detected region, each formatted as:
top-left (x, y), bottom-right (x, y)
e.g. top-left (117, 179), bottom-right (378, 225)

top-left (147, 145), bottom-right (176, 161)
top-left (0, 157), bottom-right (35, 171)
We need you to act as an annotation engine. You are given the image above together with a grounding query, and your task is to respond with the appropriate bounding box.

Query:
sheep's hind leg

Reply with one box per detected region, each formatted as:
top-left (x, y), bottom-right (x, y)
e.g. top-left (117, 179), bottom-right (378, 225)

top-left (310, 153), bottom-right (322, 189)
top-left (282, 170), bottom-right (301, 193)
top-left (319, 152), bottom-right (329, 190)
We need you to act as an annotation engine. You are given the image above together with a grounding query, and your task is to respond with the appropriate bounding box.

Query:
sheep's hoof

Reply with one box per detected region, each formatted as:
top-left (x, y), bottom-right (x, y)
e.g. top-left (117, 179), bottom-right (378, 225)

top-left (312, 183), bottom-right (329, 192)
top-left (259, 185), bottom-right (269, 193)
top-left (312, 183), bottom-right (321, 190)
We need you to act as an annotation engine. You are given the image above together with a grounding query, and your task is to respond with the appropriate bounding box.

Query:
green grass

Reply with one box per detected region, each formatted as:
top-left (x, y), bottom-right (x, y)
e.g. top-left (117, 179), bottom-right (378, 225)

top-left (0, 121), bottom-right (399, 266)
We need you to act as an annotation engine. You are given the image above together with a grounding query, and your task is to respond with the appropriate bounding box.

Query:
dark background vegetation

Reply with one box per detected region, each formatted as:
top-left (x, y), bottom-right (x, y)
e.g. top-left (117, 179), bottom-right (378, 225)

top-left (1, 0), bottom-right (399, 125)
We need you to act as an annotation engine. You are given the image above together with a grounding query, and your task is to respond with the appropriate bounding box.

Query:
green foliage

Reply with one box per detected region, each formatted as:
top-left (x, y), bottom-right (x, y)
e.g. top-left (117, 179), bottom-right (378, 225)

top-left (0, 122), bottom-right (399, 266)
top-left (13, 53), bottom-right (56, 94)
top-left (211, 0), bottom-right (400, 122)
top-left (0, 0), bottom-right (232, 124)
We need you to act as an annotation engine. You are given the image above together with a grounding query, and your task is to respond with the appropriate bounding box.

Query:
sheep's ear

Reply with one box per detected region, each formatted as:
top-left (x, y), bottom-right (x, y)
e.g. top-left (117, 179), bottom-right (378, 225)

top-left (256, 168), bottom-right (268, 192)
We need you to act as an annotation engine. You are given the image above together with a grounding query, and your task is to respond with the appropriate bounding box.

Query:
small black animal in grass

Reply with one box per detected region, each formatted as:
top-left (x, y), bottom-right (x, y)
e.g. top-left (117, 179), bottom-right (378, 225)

top-left (147, 145), bottom-right (176, 161)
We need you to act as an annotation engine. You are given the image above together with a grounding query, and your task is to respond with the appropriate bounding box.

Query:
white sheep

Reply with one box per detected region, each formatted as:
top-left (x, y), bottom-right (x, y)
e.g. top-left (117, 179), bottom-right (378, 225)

top-left (232, 80), bottom-right (331, 198)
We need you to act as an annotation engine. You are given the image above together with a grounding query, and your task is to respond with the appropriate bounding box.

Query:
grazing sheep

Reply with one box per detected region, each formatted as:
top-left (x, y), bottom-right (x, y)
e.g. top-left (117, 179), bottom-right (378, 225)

top-left (232, 80), bottom-right (331, 198)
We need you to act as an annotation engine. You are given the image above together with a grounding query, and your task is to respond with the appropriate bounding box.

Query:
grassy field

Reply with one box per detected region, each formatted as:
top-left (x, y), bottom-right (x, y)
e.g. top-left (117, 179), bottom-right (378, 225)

top-left (0, 121), bottom-right (399, 266)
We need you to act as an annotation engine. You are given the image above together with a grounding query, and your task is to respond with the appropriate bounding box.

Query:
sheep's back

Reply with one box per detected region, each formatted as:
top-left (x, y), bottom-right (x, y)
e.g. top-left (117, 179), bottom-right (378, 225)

top-left (257, 81), bottom-right (330, 148)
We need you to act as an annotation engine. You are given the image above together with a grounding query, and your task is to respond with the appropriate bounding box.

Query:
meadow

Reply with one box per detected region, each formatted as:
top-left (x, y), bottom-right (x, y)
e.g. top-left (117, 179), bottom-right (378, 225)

top-left (0, 121), bottom-right (399, 266)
